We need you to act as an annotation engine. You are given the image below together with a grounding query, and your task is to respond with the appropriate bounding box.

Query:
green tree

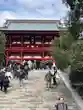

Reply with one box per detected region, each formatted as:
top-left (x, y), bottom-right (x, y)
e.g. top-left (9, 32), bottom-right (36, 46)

top-left (63, 0), bottom-right (83, 39)
top-left (69, 40), bottom-right (83, 83)
top-left (62, 0), bottom-right (79, 10)
top-left (0, 32), bottom-right (5, 65)
top-left (52, 32), bottom-right (73, 70)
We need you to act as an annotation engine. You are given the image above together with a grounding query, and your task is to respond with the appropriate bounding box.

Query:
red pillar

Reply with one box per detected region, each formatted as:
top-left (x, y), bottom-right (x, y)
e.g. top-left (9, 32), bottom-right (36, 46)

top-left (6, 51), bottom-right (8, 66)
top-left (21, 50), bottom-right (22, 64)
top-left (21, 35), bottom-right (23, 63)
top-left (10, 35), bottom-right (11, 48)
top-left (43, 52), bottom-right (44, 58)
top-left (42, 36), bottom-right (44, 58)
top-left (21, 35), bottom-right (23, 47)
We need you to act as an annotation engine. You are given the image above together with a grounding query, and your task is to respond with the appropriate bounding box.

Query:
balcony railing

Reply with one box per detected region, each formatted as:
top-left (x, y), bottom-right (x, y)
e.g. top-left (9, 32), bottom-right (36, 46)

top-left (7, 57), bottom-right (53, 61)
top-left (5, 47), bottom-right (52, 52)
top-left (5, 42), bottom-right (52, 46)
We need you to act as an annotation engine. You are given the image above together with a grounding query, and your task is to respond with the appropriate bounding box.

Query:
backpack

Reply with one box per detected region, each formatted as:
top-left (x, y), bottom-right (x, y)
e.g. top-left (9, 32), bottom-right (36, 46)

top-left (45, 72), bottom-right (52, 81)
top-left (56, 103), bottom-right (68, 110)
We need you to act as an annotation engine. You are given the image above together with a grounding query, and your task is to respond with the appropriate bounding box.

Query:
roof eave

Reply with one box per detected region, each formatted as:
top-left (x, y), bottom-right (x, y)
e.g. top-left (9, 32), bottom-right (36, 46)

top-left (0, 30), bottom-right (59, 31)
top-left (4, 19), bottom-right (61, 24)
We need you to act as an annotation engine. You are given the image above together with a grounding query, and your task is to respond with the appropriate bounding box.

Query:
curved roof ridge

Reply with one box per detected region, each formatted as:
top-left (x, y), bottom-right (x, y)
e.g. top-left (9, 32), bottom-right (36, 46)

top-left (5, 19), bottom-right (60, 24)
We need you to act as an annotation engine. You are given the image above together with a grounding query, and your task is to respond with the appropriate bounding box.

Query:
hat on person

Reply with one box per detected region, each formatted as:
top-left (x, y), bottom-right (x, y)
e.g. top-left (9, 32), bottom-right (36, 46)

top-left (60, 97), bottom-right (64, 100)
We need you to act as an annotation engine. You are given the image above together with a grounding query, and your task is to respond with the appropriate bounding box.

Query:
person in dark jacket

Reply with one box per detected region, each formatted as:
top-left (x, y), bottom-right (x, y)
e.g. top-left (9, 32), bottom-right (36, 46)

top-left (24, 62), bottom-right (29, 79)
top-left (0, 72), bottom-right (5, 91)
top-left (36, 61), bottom-right (40, 70)
top-left (3, 76), bottom-right (10, 93)
top-left (53, 69), bottom-right (57, 85)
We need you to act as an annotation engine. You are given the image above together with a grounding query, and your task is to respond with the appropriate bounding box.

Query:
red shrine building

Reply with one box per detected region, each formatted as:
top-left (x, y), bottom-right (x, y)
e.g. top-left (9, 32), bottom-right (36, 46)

top-left (0, 19), bottom-right (62, 65)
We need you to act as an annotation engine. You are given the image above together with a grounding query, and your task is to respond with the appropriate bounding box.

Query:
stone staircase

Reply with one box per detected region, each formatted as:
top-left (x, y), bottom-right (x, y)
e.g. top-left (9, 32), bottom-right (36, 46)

top-left (0, 70), bottom-right (79, 110)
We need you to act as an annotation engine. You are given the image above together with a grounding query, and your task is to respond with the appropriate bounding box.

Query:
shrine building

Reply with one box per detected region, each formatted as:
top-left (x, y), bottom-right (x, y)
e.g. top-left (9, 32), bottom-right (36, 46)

top-left (0, 19), bottom-right (63, 65)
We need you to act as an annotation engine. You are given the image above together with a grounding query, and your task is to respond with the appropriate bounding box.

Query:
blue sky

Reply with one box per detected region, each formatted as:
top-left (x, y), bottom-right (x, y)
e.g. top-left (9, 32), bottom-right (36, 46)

top-left (0, 0), bottom-right (69, 26)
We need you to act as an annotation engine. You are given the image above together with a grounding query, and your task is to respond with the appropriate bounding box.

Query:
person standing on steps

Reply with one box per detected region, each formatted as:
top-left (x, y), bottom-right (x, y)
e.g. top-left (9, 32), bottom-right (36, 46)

top-left (3, 76), bottom-right (10, 93)
top-left (52, 61), bottom-right (56, 70)
top-left (52, 69), bottom-right (57, 85)
top-left (52, 63), bottom-right (57, 85)
top-left (55, 97), bottom-right (68, 110)
top-left (24, 61), bottom-right (29, 79)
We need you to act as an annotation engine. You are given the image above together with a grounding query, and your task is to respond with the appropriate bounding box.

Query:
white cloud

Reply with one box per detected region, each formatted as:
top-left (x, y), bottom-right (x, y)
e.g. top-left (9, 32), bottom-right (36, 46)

top-left (37, 9), bottom-right (55, 16)
top-left (0, 0), bottom-right (69, 26)
top-left (16, 0), bottom-right (69, 18)
top-left (0, 11), bottom-right (16, 26)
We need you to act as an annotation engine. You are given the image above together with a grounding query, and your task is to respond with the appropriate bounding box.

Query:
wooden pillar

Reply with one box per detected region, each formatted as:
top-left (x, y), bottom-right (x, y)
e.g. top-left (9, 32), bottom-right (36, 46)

top-left (21, 35), bottom-right (23, 47)
top-left (30, 35), bottom-right (31, 47)
top-left (44, 36), bottom-right (45, 43)
top-left (6, 51), bottom-right (8, 66)
top-left (21, 35), bottom-right (23, 64)
top-left (43, 52), bottom-right (44, 57)
top-left (34, 35), bottom-right (35, 44)
top-left (10, 35), bottom-right (11, 48)
top-left (52, 36), bottom-right (54, 40)
top-left (21, 50), bottom-right (23, 64)
top-left (42, 36), bottom-right (44, 46)
top-left (6, 35), bottom-right (9, 47)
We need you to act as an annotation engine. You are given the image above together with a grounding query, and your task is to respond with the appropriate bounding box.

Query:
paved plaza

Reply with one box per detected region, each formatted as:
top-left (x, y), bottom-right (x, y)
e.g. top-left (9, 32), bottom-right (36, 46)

top-left (0, 70), bottom-right (79, 110)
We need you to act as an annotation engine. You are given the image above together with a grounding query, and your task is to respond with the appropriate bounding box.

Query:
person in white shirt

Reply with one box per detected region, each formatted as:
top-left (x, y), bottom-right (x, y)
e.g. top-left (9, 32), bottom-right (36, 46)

top-left (52, 61), bottom-right (57, 70)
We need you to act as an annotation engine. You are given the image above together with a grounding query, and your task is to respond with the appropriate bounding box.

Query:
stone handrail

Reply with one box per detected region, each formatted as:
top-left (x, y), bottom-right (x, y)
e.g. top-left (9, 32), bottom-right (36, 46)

top-left (72, 82), bottom-right (83, 87)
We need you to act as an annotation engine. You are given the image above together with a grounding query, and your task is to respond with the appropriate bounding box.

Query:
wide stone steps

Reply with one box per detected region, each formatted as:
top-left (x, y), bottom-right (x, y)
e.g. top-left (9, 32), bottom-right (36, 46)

top-left (0, 70), bottom-right (79, 110)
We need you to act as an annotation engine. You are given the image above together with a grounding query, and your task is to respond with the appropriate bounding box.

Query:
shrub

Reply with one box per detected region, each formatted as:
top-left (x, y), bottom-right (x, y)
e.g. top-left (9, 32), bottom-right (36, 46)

top-left (69, 40), bottom-right (83, 83)
top-left (52, 32), bottom-right (73, 70)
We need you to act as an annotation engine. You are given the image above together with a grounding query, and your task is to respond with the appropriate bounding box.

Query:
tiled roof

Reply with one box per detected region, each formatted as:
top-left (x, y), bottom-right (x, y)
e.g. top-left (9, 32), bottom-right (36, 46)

top-left (1, 19), bottom-right (60, 31)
